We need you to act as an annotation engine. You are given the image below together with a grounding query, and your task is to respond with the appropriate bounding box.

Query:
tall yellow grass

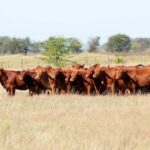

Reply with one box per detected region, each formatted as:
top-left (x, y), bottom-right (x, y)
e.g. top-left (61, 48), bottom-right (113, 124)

top-left (0, 94), bottom-right (150, 150)
top-left (0, 52), bottom-right (150, 70)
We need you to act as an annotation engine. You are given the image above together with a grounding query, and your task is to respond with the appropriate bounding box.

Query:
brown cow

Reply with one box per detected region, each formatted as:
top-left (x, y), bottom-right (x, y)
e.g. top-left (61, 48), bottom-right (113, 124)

top-left (20, 69), bottom-right (47, 95)
top-left (85, 64), bottom-right (101, 95)
top-left (60, 68), bottom-right (72, 94)
top-left (46, 67), bottom-right (74, 94)
top-left (0, 69), bottom-right (29, 96)
top-left (115, 66), bottom-right (150, 94)
top-left (33, 66), bottom-right (54, 94)
top-left (70, 68), bottom-right (99, 95)
top-left (93, 66), bottom-right (117, 94)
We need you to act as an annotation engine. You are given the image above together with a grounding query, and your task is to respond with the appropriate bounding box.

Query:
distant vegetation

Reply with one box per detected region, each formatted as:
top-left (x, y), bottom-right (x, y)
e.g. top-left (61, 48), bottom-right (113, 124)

top-left (1, 34), bottom-right (150, 66)
top-left (87, 36), bottom-right (100, 52)
top-left (0, 36), bottom-right (43, 55)
top-left (105, 34), bottom-right (131, 52)
top-left (42, 37), bottom-right (81, 66)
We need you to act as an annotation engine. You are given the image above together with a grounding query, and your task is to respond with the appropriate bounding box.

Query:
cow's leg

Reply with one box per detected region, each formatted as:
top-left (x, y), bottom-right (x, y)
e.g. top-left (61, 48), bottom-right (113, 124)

top-left (132, 84), bottom-right (137, 94)
top-left (118, 88), bottom-right (123, 95)
top-left (61, 89), bottom-right (66, 95)
top-left (29, 89), bottom-right (33, 96)
top-left (51, 85), bottom-right (56, 95)
top-left (111, 84), bottom-right (115, 95)
top-left (67, 84), bottom-right (71, 94)
top-left (106, 87), bottom-right (111, 95)
top-left (92, 81), bottom-right (99, 95)
top-left (12, 88), bottom-right (15, 96)
top-left (87, 85), bottom-right (92, 96)
top-left (125, 89), bottom-right (131, 95)
top-left (81, 86), bottom-right (86, 95)
top-left (82, 91), bottom-right (86, 95)
top-left (9, 86), bottom-right (15, 96)
top-left (8, 89), bottom-right (11, 96)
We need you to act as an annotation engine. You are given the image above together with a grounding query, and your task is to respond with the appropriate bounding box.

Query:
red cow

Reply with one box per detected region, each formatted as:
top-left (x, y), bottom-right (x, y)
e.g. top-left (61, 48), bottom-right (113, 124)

top-left (70, 68), bottom-right (99, 95)
top-left (0, 69), bottom-right (29, 96)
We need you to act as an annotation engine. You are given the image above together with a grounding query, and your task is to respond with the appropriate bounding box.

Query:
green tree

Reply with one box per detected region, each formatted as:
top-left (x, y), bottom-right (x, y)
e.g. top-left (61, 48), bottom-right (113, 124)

top-left (68, 38), bottom-right (82, 53)
top-left (106, 34), bottom-right (131, 52)
top-left (42, 37), bottom-right (78, 66)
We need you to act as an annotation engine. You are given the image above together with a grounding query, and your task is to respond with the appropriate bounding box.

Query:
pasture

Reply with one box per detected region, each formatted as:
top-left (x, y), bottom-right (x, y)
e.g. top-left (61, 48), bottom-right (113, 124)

top-left (1, 95), bottom-right (150, 150)
top-left (1, 52), bottom-right (150, 69)
top-left (0, 53), bottom-right (150, 150)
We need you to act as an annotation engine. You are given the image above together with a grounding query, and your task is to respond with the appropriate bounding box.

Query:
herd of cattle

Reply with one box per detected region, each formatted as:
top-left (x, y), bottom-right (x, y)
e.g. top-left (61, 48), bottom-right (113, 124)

top-left (0, 64), bottom-right (150, 96)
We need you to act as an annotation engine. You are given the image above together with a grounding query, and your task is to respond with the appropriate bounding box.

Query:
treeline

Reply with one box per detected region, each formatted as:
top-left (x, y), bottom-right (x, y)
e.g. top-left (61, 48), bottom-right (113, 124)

top-left (0, 36), bottom-right (43, 55)
top-left (0, 34), bottom-right (150, 55)
top-left (103, 34), bottom-right (150, 53)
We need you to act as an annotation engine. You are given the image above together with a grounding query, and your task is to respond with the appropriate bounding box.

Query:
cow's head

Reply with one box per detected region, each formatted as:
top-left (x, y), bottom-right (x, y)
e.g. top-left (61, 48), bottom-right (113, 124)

top-left (70, 70), bottom-right (78, 82)
top-left (35, 66), bottom-right (45, 80)
top-left (18, 70), bottom-right (27, 80)
top-left (86, 67), bottom-right (94, 78)
top-left (86, 64), bottom-right (100, 78)
top-left (93, 67), bottom-right (102, 78)
top-left (47, 68), bottom-right (61, 79)
top-left (115, 69), bottom-right (126, 80)
top-left (62, 70), bottom-right (72, 83)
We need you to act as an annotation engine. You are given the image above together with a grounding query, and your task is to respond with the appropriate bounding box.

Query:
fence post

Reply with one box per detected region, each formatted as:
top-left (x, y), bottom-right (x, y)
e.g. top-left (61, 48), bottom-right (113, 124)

top-left (94, 56), bottom-right (97, 64)
top-left (1, 62), bottom-right (3, 68)
top-left (124, 54), bottom-right (127, 66)
top-left (140, 55), bottom-right (142, 64)
top-left (85, 55), bottom-right (88, 64)
top-left (107, 55), bottom-right (110, 65)
top-left (21, 58), bottom-right (24, 70)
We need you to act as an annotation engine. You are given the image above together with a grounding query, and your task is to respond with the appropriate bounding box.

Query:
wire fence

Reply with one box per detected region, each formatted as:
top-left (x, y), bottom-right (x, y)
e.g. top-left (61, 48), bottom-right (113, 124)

top-left (0, 54), bottom-right (150, 70)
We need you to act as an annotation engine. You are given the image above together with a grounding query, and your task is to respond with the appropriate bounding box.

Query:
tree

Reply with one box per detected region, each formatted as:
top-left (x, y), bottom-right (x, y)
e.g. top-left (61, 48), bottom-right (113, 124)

top-left (131, 38), bottom-right (150, 51)
top-left (42, 37), bottom-right (78, 66)
top-left (5, 37), bottom-right (32, 55)
top-left (106, 34), bottom-right (131, 52)
top-left (68, 38), bottom-right (82, 53)
top-left (22, 37), bottom-right (31, 55)
top-left (87, 36), bottom-right (100, 52)
top-left (0, 36), bottom-right (11, 54)
top-left (31, 42), bottom-right (44, 52)
top-left (0, 36), bottom-right (44, 55)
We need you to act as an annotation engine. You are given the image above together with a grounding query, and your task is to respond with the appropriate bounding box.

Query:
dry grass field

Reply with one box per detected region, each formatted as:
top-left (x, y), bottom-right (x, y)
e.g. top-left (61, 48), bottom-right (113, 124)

top-left (0, 94), bottom-right (150, 150)
top-left (0, 52), bottom-right (150, 69)
top-left (0, 53), bottom-right (150, 150)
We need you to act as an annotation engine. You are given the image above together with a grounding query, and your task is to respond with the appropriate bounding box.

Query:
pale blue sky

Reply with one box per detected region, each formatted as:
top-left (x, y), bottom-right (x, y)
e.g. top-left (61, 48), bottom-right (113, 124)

top-left (0, 0), bottom-right (150, 44)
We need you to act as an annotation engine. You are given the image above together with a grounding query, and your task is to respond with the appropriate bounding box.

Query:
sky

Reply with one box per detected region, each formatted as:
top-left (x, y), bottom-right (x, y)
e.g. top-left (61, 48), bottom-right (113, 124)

top-left (0, 0), bottom-right (150, 44)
